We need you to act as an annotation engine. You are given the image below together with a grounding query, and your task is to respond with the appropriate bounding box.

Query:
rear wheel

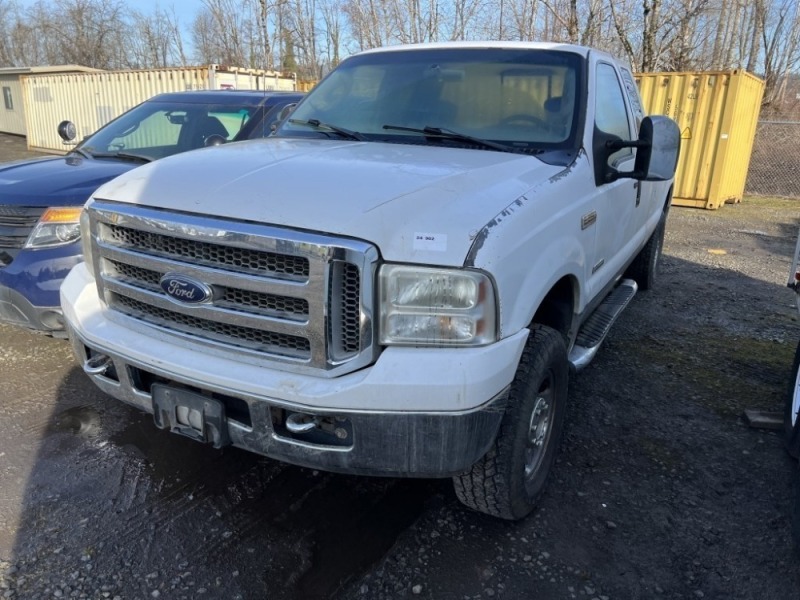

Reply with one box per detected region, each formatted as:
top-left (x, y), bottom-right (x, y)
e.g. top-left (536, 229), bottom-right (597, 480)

top-left (626, 211), bottom-right (667, 291)
top-left (792, 466), bottom-right (800, 551)
top-left (453, 324), bottom-right (568, 520)
top-left (784, 341), bottom-right (800, 459)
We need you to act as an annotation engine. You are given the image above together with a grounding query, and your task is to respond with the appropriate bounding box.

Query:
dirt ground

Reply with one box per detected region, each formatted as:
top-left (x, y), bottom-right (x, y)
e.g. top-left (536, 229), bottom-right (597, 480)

top-left (1, 132), bottom-right (799, 599)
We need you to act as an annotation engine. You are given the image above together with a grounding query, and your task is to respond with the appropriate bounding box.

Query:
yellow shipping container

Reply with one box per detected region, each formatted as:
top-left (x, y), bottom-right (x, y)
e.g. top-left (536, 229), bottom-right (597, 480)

top-left (635, 70), bottom-right (764, 209)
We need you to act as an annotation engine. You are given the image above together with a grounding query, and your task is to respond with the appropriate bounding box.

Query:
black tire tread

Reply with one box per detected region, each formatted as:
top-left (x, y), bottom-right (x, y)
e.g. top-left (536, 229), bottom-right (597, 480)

top-left (626, 212), bottom-right (666, 291)
top-left (784, 340), bottom-right (800, 459)
top-left (453, 324), bottom-right (567, 520)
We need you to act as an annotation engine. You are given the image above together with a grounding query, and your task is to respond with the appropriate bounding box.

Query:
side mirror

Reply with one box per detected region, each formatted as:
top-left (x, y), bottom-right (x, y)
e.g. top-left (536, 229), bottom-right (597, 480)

top-left (601, 116), bottom-right (680, 183)
top-left (58, 120), bottom-right (77, 143)
top-left (270, 103), bottom-right (299, 133)
top-left (204, 134), bottom-right (227, 147)
top-left (631, 116), bottom-right (681, 181)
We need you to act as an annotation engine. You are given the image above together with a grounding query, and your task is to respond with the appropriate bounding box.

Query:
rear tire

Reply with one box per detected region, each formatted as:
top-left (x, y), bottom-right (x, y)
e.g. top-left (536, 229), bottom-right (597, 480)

top-left (784, 341), bottom-right (800, 459)
top-left (626, 211), bottom-right (667, 291)
top-left (452, 324), bottom-right (568, 520)
top-left (792, 466), bottom-right (800, 551)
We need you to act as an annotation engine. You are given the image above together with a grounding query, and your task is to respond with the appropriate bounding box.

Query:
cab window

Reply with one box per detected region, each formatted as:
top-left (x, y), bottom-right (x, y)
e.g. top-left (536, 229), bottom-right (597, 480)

top-left (595, 63), bottom-right (633, 162)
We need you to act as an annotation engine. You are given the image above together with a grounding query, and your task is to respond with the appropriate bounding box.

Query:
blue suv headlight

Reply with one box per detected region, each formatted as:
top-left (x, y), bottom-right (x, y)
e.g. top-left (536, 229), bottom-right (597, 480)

top-left (24, 207), bottom-right (83, 248)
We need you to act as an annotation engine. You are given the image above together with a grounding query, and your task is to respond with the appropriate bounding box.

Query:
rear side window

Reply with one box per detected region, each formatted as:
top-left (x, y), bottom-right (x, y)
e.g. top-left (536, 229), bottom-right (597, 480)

top-left (595, 63), bottom-right (633, 162)
top-left (619, 67), bottom-right (644, 127)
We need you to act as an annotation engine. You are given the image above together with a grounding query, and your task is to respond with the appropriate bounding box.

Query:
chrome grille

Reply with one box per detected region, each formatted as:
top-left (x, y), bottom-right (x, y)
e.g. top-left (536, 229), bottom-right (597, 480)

top-left (328, 262), bottom-right (362, 357)
top-left (108, 260), bottom-right (309, 320)
top-left (88, 201), bottom-right (378, 375)
top-left (111, 294), bottom-right (311, 358)
top-left (105, 223), bottom-right (310, 279)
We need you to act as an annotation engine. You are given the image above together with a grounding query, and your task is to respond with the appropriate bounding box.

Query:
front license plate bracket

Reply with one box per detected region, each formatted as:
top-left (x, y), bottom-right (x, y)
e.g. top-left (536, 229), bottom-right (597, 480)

top-left (152, 384), bottom-right (230, 449)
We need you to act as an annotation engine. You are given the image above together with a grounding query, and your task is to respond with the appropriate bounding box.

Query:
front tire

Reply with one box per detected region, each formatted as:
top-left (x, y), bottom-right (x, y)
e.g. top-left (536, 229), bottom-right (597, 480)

top-left (453, 324), bottom-right (568, 520)
top-left (784, 341), bottom-right (800, 459)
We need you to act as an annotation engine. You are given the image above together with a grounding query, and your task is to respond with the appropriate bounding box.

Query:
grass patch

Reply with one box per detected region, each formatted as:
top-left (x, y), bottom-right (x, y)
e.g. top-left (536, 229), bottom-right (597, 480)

top-left (627, 329), bottom-right (795, 417)
top-left (741, 195), bottom-right (800, 210)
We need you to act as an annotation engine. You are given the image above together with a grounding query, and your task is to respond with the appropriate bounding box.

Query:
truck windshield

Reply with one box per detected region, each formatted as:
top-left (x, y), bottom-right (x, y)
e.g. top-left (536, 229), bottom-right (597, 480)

top-left (277, 47), bottom-right (583, 153)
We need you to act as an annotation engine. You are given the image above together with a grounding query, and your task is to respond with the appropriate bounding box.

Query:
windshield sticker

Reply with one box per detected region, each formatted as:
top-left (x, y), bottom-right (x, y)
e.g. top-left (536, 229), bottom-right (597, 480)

top-left (414, 233), bottom-right (447, 252)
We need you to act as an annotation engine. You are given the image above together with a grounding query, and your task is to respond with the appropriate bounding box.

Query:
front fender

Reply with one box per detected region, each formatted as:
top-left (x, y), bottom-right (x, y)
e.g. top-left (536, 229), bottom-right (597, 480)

top-left (466, 155), bottom-right (595, 338)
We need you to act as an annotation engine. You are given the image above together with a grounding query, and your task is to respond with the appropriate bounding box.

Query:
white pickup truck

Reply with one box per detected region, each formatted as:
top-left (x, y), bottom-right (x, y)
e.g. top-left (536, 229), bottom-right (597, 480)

top-left (784, 227), bottom-right (800, 546)
top-left (61, 42), bottom-right (680, 519)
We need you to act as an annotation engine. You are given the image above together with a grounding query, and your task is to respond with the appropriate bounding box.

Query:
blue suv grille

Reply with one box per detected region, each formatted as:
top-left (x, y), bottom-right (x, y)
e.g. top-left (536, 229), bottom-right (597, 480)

top-left (0, 207), bottom-right (45, 264)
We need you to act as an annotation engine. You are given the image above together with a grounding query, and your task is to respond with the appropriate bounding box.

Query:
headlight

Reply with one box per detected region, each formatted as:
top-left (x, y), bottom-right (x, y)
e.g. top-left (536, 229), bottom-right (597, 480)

top-left (24, 206), bottom-right (83, 248)
top-left (379, 265), bottom-right (497, 346)
top-left (79, 206), bottom-right (94, 274)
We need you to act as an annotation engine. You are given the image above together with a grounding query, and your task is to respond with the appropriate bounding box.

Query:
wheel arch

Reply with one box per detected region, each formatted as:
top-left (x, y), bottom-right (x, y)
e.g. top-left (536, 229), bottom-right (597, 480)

top-left (530, 275), bottom-right (579, 345)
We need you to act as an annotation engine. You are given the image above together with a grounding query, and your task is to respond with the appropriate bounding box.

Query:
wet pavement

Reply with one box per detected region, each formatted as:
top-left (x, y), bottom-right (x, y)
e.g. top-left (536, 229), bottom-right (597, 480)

top-left (0, 133), bottom-right (40, 162)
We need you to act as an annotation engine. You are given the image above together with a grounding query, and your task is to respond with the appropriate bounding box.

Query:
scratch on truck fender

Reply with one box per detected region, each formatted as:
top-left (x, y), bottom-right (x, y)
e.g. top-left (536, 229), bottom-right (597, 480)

top-left (465, 166), bottom-right (573, 267)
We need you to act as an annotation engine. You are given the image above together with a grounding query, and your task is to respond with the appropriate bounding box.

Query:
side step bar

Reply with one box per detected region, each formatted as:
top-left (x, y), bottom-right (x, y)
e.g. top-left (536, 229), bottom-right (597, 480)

top-left (569, 279), bottom-right (638, 371)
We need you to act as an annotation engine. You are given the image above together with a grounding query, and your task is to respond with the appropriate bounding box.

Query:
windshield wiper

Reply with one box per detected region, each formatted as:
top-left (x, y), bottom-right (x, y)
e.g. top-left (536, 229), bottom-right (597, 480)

top-left (88, 151), bottom-right (152, 163)
top-left (289, 118), bottom-right (365, 141)
top-left (382, 125), bottom-right (514, 153)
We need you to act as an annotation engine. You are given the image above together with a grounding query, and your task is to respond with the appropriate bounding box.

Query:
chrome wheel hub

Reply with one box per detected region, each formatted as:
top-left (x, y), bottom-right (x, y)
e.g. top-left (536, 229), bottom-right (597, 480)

top-left (524, 393), bottom-right (553, 488)
top-left (793, 364), bottom-right (800, 427)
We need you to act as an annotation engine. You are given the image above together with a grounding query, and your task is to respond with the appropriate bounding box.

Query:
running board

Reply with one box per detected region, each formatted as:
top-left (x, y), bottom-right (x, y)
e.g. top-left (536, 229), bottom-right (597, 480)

top-left (569, 279), bottom-right (638, 371)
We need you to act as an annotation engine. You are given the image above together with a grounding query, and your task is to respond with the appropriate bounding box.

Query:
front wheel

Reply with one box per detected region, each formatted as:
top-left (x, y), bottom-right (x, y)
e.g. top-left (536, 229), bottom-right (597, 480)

top-left (784, 341), bottom-right (800, 459)
top-left (453, 324), bottom-right (568, 520)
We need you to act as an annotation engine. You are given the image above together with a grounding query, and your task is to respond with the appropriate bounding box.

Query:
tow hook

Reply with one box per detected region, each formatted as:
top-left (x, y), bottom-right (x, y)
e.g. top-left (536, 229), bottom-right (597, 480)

top-left (285, 412), bottom-right (319, 434)
top-left (83, 354), bottom-right (112, 375)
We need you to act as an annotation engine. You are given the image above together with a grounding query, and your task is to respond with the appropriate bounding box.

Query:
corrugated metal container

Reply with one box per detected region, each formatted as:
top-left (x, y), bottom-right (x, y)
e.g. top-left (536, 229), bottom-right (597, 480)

top-left (297, 80), bottom-right (318, 92)
top-left (22, 65), bottom-right (296, 153)
top-left (0, 65), bottom-right (100, 136)
top-left (636, 70), bottom-right (764, 209)
top-left (0, 73), bottom-right (30, 136)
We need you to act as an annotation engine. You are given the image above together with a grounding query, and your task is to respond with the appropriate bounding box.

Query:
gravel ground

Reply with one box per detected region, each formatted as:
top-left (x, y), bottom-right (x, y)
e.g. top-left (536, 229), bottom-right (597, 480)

top-left (1, 133), bottom-right (799, 599)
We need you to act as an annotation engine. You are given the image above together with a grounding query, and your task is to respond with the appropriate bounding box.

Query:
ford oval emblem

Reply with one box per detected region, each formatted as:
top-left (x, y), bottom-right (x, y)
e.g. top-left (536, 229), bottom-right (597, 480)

top-left (159, 273), bottom-right (214, 305)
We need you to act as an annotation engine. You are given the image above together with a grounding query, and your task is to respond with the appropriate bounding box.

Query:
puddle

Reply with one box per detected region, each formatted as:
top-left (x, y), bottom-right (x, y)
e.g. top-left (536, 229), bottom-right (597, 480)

top-left (106, 409), bottom-right (442, 599)
top-left (48, 405), bottom-right (102, 437)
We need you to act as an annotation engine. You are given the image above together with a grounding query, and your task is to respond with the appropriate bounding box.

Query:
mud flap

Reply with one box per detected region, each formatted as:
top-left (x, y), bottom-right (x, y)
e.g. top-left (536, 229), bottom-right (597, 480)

top-left (152, 384), bottom-right (230, 449)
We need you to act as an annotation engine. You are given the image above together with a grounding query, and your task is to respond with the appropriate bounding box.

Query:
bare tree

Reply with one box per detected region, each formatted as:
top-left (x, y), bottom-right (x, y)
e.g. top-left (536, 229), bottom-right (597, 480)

top-left (343, 0), bottom-right (396, 49)
top-left (191, 0), bottom-right (254, 65)
top-left (447, 0), bottom-right (484, 40)
top-left (32, 0), bottom-right (129, 69)
top-left (285, 0), bottom-right (321, 77)
top-left (127, 8), bottom-right (187, 68)
top-left (759, 0), bottom-right (800, 106)
top-left (320, 0), bottom-right (344, 69)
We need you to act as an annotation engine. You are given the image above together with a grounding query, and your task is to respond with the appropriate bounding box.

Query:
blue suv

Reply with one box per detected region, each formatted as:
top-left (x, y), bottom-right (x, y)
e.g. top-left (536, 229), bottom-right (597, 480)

top-left (0, 89), bottom-right (303, 336)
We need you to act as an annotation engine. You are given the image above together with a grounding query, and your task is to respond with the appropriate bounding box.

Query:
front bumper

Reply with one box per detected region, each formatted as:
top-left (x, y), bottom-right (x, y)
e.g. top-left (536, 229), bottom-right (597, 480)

top-left (0, 241), bottom-right (82, 334)
top-left (62, 263), bottom-right (528, 477)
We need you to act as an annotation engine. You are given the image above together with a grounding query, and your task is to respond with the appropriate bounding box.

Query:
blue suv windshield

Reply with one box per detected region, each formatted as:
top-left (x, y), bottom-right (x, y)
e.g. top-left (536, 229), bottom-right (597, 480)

top-left (79, 101), bottom-right (260, 161)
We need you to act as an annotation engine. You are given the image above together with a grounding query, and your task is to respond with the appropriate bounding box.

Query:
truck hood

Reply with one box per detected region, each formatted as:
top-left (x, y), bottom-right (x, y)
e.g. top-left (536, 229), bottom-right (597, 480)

top-left (0, 154), bottom-right (136, 207)
top-left (95, 138), bottom-right (564, 264)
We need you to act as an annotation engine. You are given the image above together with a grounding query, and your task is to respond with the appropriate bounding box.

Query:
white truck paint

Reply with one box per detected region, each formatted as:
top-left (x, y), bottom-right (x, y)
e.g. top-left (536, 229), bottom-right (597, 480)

top-left (783, 228), bottom-right (800, 547)
top-left (61, 42), bottom-right (680, 519)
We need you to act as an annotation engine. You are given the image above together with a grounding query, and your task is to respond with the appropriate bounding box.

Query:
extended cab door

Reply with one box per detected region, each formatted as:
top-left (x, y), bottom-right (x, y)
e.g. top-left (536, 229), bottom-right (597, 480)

top-left (586, 60), bottom-right (641, 299)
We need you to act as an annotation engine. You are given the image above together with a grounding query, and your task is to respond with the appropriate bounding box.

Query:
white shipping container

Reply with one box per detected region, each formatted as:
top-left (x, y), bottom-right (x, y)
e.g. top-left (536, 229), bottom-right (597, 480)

top-left (22, 65), bottom-right (296, 153)
top-left (0, 65), bottom-right (101, 136)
